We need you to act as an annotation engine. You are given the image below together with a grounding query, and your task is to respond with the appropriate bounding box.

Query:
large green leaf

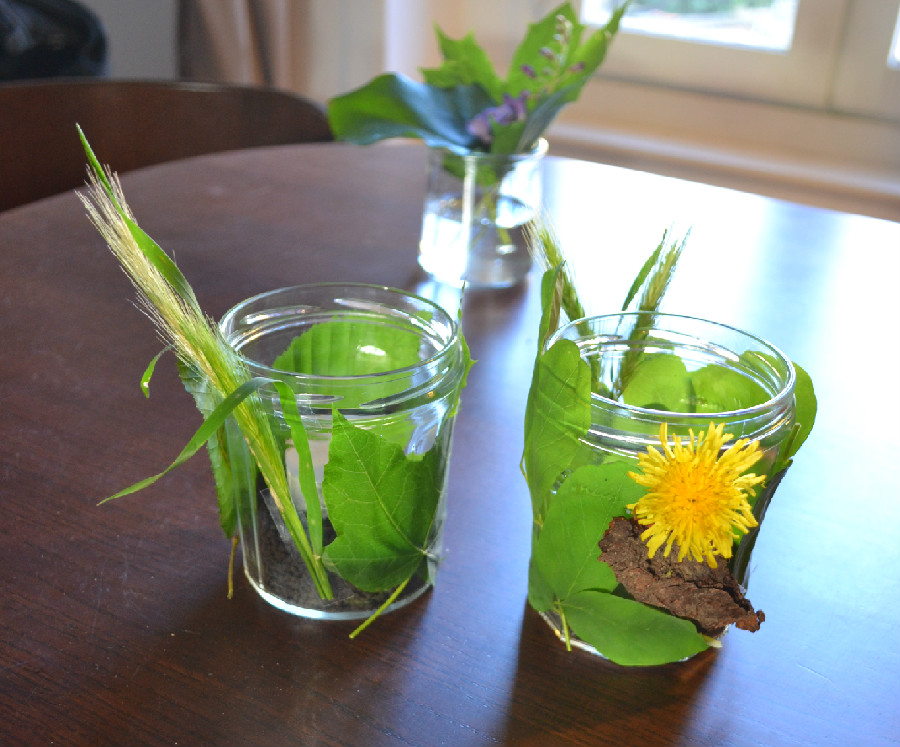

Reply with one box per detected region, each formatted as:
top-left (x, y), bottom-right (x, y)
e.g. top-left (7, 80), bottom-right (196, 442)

top-left (690, 362), bottom-right (769, 413)
top-left (622, 353), bottom-right (691, 411)
top-left (327, 73), bottom-right (492, 153)
top-left (522, 338), bottom-right (592, 521)
top-left (322, 411), bottom-right (444, 592)
top-left (272, 314), bottom-right (422, 377)
top-left (272, 312), bottom-right (430, 419)
top-left (529, 462), bottom-right (640, 611)
top-left (422, 29), bottom-right (505, 101)
top-left (562, 589), bottom-right (708, 666)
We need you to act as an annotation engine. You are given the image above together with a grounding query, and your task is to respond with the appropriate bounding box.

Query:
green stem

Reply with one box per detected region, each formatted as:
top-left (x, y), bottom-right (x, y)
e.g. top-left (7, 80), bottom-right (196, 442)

top-left (349, 576), bottom-right (411, 639)
top-left (555, 600), bottom-right (573, 652)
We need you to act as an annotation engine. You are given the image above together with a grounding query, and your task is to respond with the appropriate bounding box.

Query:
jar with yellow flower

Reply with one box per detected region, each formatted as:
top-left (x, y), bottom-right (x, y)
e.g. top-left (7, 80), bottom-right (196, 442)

top-left (522, 233), bottom-right (816, 666)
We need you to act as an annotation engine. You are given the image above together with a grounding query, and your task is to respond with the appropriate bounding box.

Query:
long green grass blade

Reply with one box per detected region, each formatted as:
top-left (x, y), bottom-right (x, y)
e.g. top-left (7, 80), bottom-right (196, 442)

top-left (272, 380), bottom-right (324, 558)
top-left (100, 377), bottom-right (269, 504)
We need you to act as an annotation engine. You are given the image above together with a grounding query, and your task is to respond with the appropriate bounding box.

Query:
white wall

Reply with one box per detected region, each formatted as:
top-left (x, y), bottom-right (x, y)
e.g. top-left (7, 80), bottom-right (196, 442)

top-left (78, 0), bottom-right (178, 79)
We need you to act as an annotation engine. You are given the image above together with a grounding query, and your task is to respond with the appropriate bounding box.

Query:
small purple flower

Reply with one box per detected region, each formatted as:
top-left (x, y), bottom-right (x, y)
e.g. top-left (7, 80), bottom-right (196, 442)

top-left (466, 114), bottom-right (493, 145)
top-left (521, 63), bottom-right (537, 79)
top-left (503, 92), bottom-right (528, 121)
top-left (466, 92), bottom-right (530, 146)
top-left (569, 61), bottom-right (586, 73)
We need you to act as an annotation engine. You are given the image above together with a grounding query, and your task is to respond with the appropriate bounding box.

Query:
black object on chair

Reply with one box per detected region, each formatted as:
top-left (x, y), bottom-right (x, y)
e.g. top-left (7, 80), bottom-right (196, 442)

top-left (0, 0), bottom-right (107, 80)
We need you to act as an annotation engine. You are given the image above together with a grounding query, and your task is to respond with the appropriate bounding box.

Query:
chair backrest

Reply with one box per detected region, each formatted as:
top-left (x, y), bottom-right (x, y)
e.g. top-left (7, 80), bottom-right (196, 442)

top-left (0, 78), bottom-right (334, 211)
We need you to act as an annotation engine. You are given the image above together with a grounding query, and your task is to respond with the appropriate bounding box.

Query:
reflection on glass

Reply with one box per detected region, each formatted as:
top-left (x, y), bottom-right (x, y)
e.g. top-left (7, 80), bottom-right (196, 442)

top-left (582, 0), bottom-right (799, 51)
top-left (890, 6), bottom-right (900, 68)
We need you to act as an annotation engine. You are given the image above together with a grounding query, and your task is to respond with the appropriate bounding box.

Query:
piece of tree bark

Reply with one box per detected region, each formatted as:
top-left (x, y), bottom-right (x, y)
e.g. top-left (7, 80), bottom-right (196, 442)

top-left (599, 517), bottom-right (765, 637)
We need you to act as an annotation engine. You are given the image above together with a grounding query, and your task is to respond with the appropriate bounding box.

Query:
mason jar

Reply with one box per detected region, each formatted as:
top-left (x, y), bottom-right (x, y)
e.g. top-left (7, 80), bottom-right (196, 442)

top-left (528, 312), bottom-right (797, 662)
top-left (219, 283), bottom-right (467, 620)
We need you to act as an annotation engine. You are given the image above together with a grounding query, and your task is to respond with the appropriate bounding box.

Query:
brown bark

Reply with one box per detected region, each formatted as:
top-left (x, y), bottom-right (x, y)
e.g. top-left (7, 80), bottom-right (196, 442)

top-left (599, 517), bottom-right (765, 637)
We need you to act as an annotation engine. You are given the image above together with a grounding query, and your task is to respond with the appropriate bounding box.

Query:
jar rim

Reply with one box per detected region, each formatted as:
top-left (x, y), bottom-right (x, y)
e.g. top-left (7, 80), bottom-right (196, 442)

top-left (219, 282), bottom-right (461, 383)
top-left (548, 311), bottom-right (796, 421)
top-left (434, 136), bottom-right (548, 163)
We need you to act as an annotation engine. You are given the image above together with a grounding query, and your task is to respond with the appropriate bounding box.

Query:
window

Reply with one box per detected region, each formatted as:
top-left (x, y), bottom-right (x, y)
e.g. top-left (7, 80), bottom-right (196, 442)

top-left (583, 0), bottom-right (799, 52)
top-left (578, 0), bottom-right (899, 118)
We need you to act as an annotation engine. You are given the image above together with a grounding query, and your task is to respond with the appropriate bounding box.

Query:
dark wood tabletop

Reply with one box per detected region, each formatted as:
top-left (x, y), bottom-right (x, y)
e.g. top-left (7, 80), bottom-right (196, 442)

top-left (1, 140), bottom-right (898, 747)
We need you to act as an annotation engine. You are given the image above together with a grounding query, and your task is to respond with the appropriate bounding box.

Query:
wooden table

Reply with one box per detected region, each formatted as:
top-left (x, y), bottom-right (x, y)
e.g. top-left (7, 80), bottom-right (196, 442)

top-left (1, 141), bottom-right (898, 746)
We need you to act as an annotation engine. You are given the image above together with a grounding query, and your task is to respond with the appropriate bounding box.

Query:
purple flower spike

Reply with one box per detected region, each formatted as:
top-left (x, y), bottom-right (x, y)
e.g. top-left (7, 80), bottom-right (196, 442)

top-left (466, 113), bottom-right (494, 145)
top-left (521, 63), bottom-right (537, 78)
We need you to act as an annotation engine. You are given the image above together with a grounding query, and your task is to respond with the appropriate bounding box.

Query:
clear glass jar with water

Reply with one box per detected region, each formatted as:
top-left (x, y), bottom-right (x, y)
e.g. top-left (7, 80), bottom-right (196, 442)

top-left (219, 283), bottom-right (467, 620)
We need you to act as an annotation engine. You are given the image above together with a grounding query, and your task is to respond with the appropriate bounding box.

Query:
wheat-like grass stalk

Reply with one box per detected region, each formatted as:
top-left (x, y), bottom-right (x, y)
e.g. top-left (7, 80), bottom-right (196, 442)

top-left (611, 230), bottom-right (687, 397)
top-left (528, 218), bottom-right (585, 326)
top-left (527, 215), bottom-right (688, 399)
top-left (80, 166), bottom-right (332, 599)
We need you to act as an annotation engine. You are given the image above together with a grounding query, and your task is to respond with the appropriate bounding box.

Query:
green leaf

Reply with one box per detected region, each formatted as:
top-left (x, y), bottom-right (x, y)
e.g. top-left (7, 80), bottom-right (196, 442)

top-left (506, 3), bottom-right (577, 96)
top-left (449, 316), bottom-right (474, 418)
top-left (747, 354), bottom-right (817, 473)
top-left (77, 123), bottom-right (116, 197)
top-left (272, 379), bottom-right (325, 558)
top-left (422, 29), bottom-right (505, 100)
top-left (177, 360), bottom-right (245, 538)
top-left (530, 462), bottom-right (640, 606)
top-left (323, 410), bottom-right (444, 592)
top-left (691, 357), bottom-right (769, 413)
top-left (101, 376), bottom-right (271, 504)
top-left (503, 2), bottom-right (628, 151)
top-left (789, 360), bottom-right (817, 457)
top-left (522, 266), bottom-right (564, 496)
top-left (272, 314), bottom-right (423, 377)
top-left (504, 83), bottom-right (579, 153)
top-left (562, 589), bottom-right (708, 666)
top-left (327, 73), bottom-right (492, 153)
top-left (140, 348), bottom-right (167, 398)
top-left (522, 337), bottom-right (592, 521)
top-left (622, 353), bottom-right (691, 411)
top-left (527, 553), bottom-right (556, 613)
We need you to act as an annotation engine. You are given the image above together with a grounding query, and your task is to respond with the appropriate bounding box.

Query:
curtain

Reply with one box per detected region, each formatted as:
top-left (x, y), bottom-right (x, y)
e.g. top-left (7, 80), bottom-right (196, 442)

top-left (178, 0), bottom-right (312, 91)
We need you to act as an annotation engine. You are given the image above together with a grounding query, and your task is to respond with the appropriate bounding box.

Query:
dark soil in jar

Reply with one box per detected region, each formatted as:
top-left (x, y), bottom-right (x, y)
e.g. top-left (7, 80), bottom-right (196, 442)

top-left (247, 489), bottom-right (430, 615)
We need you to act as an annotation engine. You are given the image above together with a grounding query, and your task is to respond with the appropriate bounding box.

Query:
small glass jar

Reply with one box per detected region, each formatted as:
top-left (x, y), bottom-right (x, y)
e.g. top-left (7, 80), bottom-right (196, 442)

top-left (418, 139), bottom-right (547, 289)
top-left (219, 283), bottom-right (467, 620)
top-left (529, 312), bottom-right (797, 661)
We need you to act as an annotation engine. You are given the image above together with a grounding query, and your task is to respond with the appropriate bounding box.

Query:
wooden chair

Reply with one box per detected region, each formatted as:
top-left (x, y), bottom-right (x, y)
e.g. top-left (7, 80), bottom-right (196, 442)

top-left (0, 78), bottom-right (334, 212)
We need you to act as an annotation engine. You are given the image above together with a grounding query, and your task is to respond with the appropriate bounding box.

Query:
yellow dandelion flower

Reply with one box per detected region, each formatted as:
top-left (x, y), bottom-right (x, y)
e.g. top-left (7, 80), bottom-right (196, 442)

top-left (627, 422), bottom-right (765, 568)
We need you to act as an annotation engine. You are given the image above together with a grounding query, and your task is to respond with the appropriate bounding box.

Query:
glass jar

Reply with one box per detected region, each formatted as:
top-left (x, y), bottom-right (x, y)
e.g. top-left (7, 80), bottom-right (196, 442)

top-left (418, 139), bottom-right (547, 289)
top-left (219, 283), bottom-right (467, 620)
top-left (526, 312), bottom-right (797, 663)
